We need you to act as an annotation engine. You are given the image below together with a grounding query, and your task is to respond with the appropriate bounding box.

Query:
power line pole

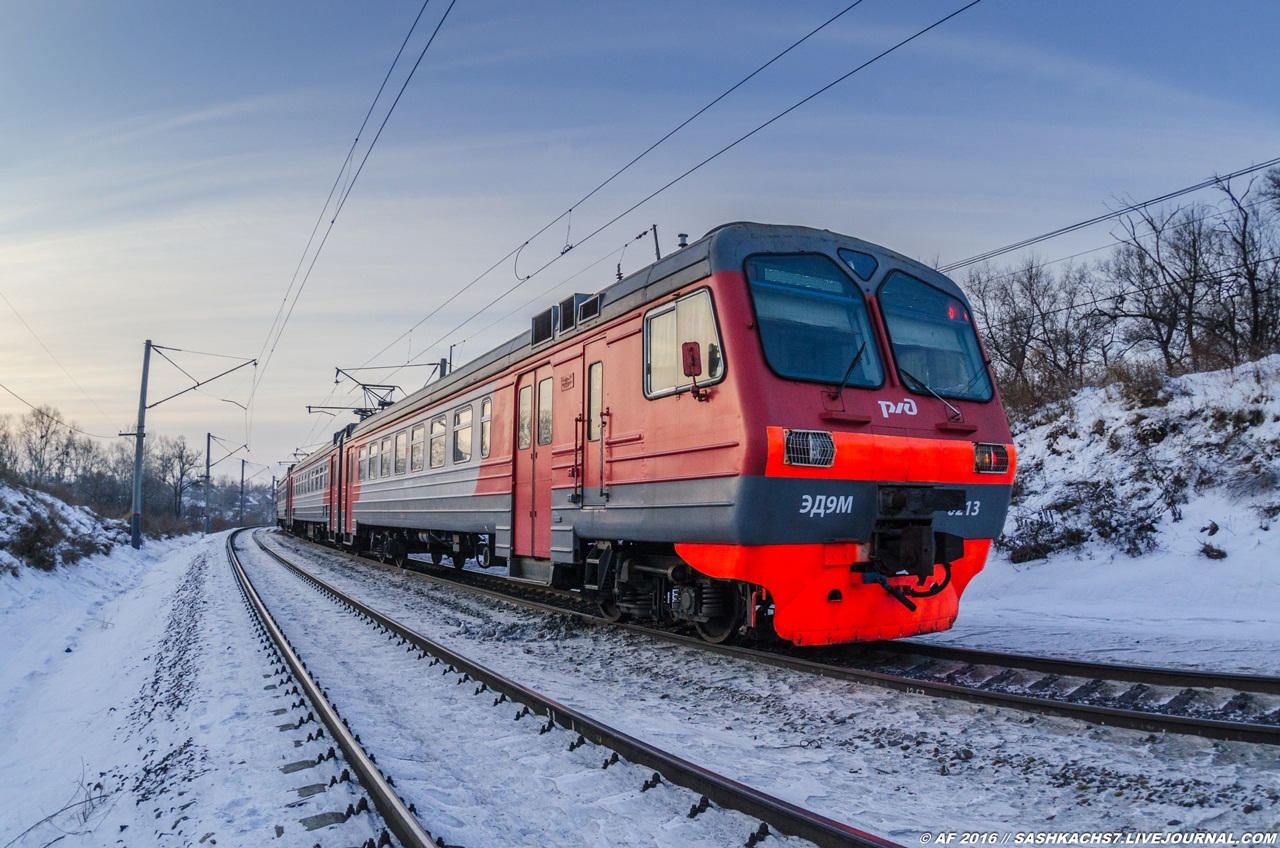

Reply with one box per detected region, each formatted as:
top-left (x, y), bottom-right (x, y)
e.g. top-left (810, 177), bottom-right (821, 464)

top-left (239, 459), bottom-right (245, 527)
top-left (204, 432), bottom-right (212, 535)
top-left (128, 340), bottom-right (152, 549)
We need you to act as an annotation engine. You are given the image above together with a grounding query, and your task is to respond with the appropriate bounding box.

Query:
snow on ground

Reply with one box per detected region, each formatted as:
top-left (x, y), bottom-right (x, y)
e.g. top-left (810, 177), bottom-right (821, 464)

top-left (0, 481), bottom-right (128, 574)
top-left (234, 536), bottom-right (814, 848)
top-left (0, 531), bottom-right (379, 847)
top-left (266, 532), bottom-right (1280, 840)
top-left (3, 359), bottom-right (1280, 843)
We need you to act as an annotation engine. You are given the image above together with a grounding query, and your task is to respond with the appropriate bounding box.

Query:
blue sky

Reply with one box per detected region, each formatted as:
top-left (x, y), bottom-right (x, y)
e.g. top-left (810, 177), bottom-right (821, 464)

top-left (2, 0), bottom-right (1278, 474)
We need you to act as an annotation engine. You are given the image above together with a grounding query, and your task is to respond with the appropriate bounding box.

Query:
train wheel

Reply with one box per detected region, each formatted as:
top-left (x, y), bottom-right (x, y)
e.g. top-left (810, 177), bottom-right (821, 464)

top-left (597, 600), bottom-right (627, 623)
top-left (389, 538), bottom-right (408, 568)
top-left (695, 582), bottom-right (744, 644)
top-left (430, 551), bottom-right (443, 566)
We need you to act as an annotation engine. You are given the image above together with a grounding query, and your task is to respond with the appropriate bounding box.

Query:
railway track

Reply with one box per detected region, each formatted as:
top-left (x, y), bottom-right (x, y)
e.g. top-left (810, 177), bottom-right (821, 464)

top-left (241, 530), bottom-right (900, 848)
top-left (226, 529), bottom-right (431, 848)
top-left (272, 532), bottom-right (1280, 748)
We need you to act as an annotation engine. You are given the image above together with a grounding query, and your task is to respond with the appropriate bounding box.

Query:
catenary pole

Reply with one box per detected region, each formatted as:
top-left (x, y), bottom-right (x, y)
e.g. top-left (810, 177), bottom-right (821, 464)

top-left (239, 459), bottom-right (245, 527)
top-left (204, 432), bottom-right (212, 534)
top-left (129, 340), bottom-right (152, 549)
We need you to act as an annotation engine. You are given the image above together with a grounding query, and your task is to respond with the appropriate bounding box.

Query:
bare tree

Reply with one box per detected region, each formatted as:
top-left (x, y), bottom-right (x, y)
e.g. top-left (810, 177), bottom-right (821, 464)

top-left (17, 406), bottom-right (74, 486)
top-left (1102, 204), bottom-right (1223, 373)
top-left (0, 415), bottom-right (18, 479)
top-left (1262, 166), bottom-right (1280, 213)
top-left (154, 435), bottom-right (203, 519)
top-left (1213, 176), bottom-right (1280, 362)
top-left (967, 258), bottom-right (1113, 412)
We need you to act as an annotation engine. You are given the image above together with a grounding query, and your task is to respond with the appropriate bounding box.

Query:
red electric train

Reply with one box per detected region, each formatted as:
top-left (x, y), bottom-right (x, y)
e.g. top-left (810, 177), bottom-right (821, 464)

top-left (278, 222), bottom-right (1016, 646)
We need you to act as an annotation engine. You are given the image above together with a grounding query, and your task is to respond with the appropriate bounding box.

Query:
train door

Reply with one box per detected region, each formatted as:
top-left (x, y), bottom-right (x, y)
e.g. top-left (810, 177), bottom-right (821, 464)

top-left (581, 339), bottom-right (608, 508)
top-left (513, 365), bottom-right (554, 558)
top-left (328, 454), bottom-right (338, 535)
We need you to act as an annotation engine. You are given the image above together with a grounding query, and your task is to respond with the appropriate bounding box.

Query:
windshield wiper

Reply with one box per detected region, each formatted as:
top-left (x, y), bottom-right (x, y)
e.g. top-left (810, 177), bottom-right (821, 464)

top-left (827, 342), bottom-right (867, 399)
top-left (898, 366), bottom-right (963, 422)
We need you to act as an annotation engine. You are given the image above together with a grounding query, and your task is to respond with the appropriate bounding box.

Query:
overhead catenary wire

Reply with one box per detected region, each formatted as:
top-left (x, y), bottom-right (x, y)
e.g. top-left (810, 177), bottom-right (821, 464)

top-left (0, 381), bottom-right (120, 441)
top-left (979, 250), bottom-right (1280, 334)
top-left (248, 0), bottom-right (458, 427)
top-left (365, 0), bottom-right (985, 380)
top-left (356, 0), bottom-right (875, 371)
top-left (0, 289), bottom-right (118, 432)
top-left (939, 155), bottom-right (1280, 273)
top-left (957, 192), bottom-right (1276, 289)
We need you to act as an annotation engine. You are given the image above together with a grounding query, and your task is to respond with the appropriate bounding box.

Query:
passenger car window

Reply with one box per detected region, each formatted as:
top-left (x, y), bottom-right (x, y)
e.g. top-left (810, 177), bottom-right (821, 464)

top-left (518, 386), bottom-right (532, 450)
top-left (745, 253), bottom-right (883, 387)
top-left (430, 417), bottom-right (446, 469)
top-left (537, 378), bottom-right (553, 446)
top-left (480, 398), bottom-right (492, 458)
top-left (380, 438), bottom-right (392, 477)
top-left (878, 271), bottom-right (992, 401)
top-left (644, 289), bottom-right (724, 397)
top-left (453, 406), bottom-right (473, 464)
top-left (587, 362), bottom-right (603, 441)
top-left (410, 424), bottom-right (425, 472)
top-left (394, 431), bottom-right (408, 475)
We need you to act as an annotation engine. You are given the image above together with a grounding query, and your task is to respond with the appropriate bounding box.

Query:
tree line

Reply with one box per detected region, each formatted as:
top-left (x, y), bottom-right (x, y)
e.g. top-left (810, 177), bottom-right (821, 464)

top-left (0, 406), bottom-right (274, 536)
top-left (966, 169), bottom-right (1280, 417)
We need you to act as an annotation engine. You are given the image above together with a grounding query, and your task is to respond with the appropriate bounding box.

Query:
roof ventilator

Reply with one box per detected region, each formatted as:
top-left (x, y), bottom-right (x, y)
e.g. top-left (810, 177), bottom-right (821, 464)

top-left (531, 306), bottom-right (557, 346)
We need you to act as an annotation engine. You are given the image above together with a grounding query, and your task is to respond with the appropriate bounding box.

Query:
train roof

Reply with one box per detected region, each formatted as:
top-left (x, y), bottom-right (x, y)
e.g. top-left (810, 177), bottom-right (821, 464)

top-left (292, 222), bottom-right (967, 464)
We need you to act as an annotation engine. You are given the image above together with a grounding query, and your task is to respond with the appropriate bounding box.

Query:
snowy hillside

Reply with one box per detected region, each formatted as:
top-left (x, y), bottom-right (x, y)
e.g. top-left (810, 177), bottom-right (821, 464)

top-left (920, 357), bottom-right (1280, 673)
top-left (0, 481), bottom-right (129, 574)
top-left (1003, 355), bottom-right (1280, 563)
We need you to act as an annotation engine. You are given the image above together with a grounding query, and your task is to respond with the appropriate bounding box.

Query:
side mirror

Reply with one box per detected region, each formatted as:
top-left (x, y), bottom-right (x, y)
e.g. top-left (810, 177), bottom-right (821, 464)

top-left (681, 341), bottom-right (703, 378)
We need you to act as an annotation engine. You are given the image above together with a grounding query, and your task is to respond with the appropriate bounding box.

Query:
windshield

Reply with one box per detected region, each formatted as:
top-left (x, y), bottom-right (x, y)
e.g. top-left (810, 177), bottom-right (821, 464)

top-left (745, 253), bottom-right (883, 387)
top-left (878, 271), bottom-right (993, 401)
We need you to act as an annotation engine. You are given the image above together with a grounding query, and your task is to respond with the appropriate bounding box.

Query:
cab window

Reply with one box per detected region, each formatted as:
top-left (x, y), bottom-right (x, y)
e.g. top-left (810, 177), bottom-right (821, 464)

top-left (878, 271), bottom-right (992, 401)
top-left (745, 253), bottom-right (883, 387)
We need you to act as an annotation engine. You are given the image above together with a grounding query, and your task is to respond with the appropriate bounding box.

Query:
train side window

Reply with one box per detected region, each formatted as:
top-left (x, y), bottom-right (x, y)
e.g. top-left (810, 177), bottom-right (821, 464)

top-left (518, 385), bottom-right (532, 450)
top-left (453, 406), bottom-right (473, 464)
top-left (537, 377), bottom-right (553, 446)
top-left (380, 437), bottom-right (392, 477)
top-left (367, 442), bottom-right (379, 481)
top-left (410, 424), bottom-right (425, 472)
top-left (480, 398), bottom-right (492, 458)
top-left (394, 431), bottom-right (408, 475)
top-left (587, 361), bottom-right (603, 441)
top-left (644, 289), bottom-right (724, 398)
top-left (430, 416), bottom-right (446, 469)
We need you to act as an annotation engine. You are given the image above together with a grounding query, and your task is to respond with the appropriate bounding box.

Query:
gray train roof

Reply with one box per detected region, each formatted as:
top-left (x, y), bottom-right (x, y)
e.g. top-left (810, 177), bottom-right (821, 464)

top-left (296, 222), bottom-right (965, 463)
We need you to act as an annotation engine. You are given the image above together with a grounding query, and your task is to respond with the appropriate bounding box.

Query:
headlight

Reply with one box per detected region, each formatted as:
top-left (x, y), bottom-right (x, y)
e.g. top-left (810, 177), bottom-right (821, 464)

top-left (783, 430), bottom-right (836, 467)
top-left (973, 442), bottom-right (1010, 474)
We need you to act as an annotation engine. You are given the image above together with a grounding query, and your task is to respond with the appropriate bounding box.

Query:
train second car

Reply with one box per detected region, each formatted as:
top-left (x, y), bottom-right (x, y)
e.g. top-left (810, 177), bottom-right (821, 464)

top-left (279, 223), bottom-right (1016, 647)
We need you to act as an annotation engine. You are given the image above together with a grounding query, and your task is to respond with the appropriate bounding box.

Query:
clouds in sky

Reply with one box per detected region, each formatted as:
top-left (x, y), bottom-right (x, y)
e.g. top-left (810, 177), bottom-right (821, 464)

top-left (2, 0), bottom-right (1278, 467)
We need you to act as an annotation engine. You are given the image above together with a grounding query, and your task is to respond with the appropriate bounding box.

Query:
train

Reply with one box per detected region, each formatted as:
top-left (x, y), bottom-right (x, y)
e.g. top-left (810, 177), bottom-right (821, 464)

top-left (276, 222), bottom-right (1016, 646)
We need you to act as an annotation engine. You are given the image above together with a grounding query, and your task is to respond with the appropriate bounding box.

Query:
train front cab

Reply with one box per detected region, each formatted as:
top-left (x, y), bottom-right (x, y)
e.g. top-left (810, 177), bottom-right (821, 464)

top-left (665, 238), bottom-right (1016, 646)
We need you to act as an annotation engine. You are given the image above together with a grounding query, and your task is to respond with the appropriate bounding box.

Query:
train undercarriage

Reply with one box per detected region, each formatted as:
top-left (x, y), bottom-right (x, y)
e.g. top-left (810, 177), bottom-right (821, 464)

top-left (279, 519), bottom-right (765, 643)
